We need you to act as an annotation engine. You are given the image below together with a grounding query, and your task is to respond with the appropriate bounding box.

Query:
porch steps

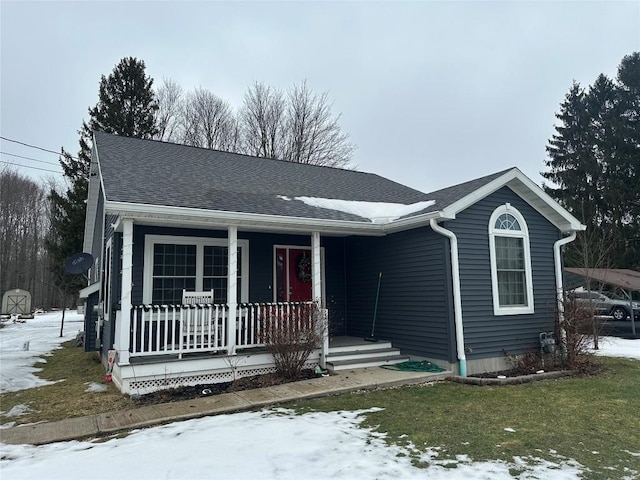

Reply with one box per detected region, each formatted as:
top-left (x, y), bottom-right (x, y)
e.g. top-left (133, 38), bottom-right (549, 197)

top-left (326, 341), bottom-right (410, 371)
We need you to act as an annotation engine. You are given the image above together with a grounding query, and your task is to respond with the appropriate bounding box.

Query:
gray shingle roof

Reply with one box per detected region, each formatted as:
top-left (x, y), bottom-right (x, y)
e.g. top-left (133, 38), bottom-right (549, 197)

top-left (94, 131), bottom-right (514, 222)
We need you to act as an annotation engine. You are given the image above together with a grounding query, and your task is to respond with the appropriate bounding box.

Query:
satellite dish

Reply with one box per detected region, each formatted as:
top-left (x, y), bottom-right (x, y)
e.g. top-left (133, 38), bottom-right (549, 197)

top-left (65, 252), bottom-right (94, 275)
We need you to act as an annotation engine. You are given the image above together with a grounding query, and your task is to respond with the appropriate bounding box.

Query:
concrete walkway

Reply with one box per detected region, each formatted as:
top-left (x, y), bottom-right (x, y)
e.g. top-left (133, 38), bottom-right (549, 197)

top-left (0, 367), bottom-right (450, 446)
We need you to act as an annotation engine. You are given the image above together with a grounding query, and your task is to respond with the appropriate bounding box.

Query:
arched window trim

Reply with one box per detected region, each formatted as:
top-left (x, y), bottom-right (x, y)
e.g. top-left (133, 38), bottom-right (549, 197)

top-left (488, 203), bottom-right (534, 316)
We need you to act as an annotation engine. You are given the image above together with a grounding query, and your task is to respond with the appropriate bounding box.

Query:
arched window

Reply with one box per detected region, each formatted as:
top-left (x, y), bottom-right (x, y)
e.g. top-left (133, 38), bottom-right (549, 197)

top-left (488, 204), bottom-right (534, 315)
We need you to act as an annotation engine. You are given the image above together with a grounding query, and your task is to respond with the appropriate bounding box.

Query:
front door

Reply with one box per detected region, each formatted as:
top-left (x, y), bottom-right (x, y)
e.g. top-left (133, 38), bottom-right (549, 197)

top-left (275, 248), bottom-right (313, 302)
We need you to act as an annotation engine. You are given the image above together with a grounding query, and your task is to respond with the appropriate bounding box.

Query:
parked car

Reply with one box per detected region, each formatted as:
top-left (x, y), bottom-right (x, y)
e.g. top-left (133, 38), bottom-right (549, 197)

top-left (570, 290), bottom-right (640, 321)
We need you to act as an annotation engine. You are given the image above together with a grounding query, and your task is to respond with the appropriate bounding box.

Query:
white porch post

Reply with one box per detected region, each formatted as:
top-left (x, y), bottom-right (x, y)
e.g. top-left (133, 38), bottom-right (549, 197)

top-left (115, 218), bottom-right (133, 365)
top-left (227, 226), bottom-right (238, 355)
top-left (311, 231), bottom-right (328, 367)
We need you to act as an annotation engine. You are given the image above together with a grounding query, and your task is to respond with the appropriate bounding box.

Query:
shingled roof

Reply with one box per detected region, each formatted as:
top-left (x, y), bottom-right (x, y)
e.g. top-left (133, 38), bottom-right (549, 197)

top-left (94, 131), bottom-right (434, 223)
top-left (91, 132), bottom-right (583, 234)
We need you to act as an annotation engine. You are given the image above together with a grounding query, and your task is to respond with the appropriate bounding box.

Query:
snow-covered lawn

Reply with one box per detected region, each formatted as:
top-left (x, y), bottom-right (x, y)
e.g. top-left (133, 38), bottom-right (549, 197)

top-left (0, 318), bottom-right (637, 480)
top-left (0, 310), bottom-right (83, 393)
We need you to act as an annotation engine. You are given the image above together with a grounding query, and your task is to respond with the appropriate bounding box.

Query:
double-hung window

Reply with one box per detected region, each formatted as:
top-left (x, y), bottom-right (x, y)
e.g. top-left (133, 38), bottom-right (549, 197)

top-left (143, 235), bottom-right (249, 305)
top-left (488, 204), bottom-right (534, 315)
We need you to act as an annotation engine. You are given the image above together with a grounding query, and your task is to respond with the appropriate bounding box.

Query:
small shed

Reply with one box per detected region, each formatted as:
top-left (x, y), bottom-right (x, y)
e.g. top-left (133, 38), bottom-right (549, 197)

top-left (1, 289), bottom-right (32, 315)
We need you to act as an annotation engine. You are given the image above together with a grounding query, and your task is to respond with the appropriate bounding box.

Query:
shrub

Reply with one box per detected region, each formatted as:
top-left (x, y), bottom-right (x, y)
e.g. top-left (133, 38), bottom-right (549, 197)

top-left (260, 302), bottom-right (326, 380)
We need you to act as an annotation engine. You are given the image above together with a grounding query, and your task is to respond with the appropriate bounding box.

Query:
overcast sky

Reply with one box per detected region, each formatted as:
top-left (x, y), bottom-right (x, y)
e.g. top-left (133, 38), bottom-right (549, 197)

top-left (1, 1), bottom-right (638, 194)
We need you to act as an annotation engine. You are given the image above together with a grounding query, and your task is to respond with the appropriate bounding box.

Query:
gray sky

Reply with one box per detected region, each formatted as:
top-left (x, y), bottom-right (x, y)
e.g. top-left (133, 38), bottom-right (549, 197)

top-left (1, 1), bottom-right (638, 194)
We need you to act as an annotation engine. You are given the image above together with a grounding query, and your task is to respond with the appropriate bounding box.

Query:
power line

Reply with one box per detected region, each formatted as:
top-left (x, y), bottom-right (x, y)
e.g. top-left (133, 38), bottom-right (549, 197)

top-left (0, 151), bottom-right (61, 166)
top-left (0, 160), bottom-right (62, 174)
top-left (0, 136), bottom-right (81, 161)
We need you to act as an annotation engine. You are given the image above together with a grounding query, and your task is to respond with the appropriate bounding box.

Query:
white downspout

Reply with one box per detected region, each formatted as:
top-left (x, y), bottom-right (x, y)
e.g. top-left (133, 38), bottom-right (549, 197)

top-left (429, 219), bottom-right (466, 377)
top-left (554, 232), bottom-right (577, 353)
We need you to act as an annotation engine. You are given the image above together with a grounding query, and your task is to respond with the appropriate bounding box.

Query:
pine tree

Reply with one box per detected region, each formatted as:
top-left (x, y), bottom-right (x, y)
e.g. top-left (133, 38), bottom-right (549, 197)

top-left (542, 52), bottom-right (640, 269)
top-left (46, 57), bottom-right (158, 303)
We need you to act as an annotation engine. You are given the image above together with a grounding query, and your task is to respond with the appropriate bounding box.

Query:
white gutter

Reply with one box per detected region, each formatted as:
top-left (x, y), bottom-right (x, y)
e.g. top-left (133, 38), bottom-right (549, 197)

top-left (554, 232), bottom-right (577, 351)
top-left (429, 218), bottom-right (467, 377)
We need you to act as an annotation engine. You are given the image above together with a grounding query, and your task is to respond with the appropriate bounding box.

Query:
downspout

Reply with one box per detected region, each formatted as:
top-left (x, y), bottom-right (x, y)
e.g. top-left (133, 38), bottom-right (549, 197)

top-left (429, 219), bottom-right (466, 377)
top-left (554, 232), bottom-right (577, 356)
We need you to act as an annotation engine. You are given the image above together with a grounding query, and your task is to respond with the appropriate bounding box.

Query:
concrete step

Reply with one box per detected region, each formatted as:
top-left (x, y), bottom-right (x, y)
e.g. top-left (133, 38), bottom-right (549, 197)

top-left (328, 340), bottom-right (393, 355)
top-left (326, 347), bottom-right (403, 363)
top-left (327, 354), bottom-right (411, 371)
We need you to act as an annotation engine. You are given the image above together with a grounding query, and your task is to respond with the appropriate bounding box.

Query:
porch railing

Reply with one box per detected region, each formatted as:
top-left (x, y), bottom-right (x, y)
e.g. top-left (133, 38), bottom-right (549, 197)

top-left (130, 301), bottom-right (315, 358)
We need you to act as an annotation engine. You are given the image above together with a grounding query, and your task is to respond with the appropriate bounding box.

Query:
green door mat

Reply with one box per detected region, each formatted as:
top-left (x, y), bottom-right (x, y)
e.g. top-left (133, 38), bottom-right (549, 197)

top-left (381, 360), bottom-right (445, 372)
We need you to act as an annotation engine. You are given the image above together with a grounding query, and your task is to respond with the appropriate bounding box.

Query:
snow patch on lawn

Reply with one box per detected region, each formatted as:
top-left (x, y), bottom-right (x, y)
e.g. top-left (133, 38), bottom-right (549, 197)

top-left (84, 382), bottom-right (108, 393)
top-left (589, 336), bottom-right (640, 360)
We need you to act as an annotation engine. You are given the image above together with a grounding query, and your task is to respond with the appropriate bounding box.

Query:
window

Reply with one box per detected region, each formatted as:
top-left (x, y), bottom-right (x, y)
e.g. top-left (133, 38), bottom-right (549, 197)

top-left (143, 235), bottom-right (249, 305)
top-left (488, 204), bottom-right (534, 315)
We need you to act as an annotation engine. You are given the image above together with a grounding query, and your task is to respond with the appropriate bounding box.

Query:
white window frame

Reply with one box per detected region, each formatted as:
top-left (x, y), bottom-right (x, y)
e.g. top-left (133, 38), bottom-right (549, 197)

top-left (488, 204), bottom-right (534, 316)
top-left (143, 234), bottom-right (249, 304)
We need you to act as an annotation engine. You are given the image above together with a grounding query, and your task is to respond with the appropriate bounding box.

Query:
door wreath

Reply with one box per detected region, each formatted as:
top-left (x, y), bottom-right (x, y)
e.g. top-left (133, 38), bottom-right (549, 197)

top-left (296, 252), bottom-right (312, 283)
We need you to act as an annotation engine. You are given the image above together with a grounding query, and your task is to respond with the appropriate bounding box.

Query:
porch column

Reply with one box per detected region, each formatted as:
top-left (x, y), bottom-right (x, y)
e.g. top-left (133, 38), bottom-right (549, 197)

top-left (115, 218), bottom-right (133, 365)
top-left (311, 231), bottom-right (328, 367)
top-left (227, 226), bottom-right (238, 355)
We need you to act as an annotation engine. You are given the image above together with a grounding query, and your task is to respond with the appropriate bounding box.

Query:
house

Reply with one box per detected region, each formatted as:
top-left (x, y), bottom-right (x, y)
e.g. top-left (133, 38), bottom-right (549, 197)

top-left (80, 131), bottom-right (585, 394)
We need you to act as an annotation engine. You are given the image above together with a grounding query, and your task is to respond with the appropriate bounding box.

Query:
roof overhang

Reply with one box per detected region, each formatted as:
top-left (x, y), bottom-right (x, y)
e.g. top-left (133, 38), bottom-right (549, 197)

top-left (79, 282), bottom-right (101, 299)
top-left (105, 201), bottom-right (445, 236)
top-left (565, 268), bottom-right (640, 292)
top-left (439, 168), bottom-right (586, 233)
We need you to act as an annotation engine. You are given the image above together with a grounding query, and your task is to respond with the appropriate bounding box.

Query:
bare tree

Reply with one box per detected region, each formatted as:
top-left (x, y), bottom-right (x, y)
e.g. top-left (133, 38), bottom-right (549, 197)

top-left (155, 79), bottom-right (355, 168)
top-left (239, 82), bottom-right (287, 159)
top-left (154, 78), bottom-right (183, 142)
top-left (0, 168), bottom-right (55, 309)
top-left (180, 88), bottom-right (236, 151)
top-left (284, 81), bottom-right (355, 168)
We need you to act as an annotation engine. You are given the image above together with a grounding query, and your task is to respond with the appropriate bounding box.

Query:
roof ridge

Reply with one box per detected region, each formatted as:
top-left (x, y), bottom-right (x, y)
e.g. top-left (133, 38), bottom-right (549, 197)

top-left (93, 130), bottom-right (368, 177)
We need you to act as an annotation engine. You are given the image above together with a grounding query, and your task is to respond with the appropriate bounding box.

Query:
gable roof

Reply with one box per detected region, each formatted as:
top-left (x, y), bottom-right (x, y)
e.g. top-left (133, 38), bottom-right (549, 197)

top-left (88, 132), bottom-right (584, 240)
top-left (94, 131), bottom-right (430, 223)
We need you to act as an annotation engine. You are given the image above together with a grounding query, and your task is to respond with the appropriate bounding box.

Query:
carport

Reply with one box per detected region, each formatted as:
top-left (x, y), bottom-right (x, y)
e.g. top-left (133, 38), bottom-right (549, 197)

top-left (564, 268), bottom-right (640, 336)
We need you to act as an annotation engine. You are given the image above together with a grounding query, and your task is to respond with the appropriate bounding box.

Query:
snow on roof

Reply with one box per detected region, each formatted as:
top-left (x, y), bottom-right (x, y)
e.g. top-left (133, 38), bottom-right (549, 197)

top-left (278, 196), bottom-right (435, 224)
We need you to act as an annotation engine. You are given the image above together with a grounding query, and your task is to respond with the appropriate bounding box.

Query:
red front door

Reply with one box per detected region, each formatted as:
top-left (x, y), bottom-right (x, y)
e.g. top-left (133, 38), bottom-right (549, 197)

top-left (275, 248), bottom-right (313, 302)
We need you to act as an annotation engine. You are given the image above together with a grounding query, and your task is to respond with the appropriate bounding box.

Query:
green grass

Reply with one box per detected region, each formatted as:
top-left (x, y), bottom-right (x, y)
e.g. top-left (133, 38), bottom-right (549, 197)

top-left (0, 341), bottom-right (135, 425)
top-left (2, 342), bottom-right (639, 478)
top-left (290, 357), bottom-right (640, 479)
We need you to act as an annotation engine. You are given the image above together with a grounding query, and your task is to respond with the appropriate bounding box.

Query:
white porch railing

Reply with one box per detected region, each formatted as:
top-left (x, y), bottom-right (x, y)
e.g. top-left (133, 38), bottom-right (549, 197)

top-left (130, 302), bottom-right (315, 358)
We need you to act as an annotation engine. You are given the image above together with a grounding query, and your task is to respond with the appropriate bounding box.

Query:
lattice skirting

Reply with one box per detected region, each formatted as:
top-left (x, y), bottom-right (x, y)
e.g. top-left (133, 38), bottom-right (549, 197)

top-left (126, 361), bottom-right (319, 395)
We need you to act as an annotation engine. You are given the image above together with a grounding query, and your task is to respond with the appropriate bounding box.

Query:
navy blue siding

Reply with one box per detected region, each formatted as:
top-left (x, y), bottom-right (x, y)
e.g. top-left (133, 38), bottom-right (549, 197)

top-left (445, 186), bottom-right (560, 359)
top-left (129, 226), bottom-right (346, 330)
top-left (84, 291), bottom-right (99, 352)
top-left (345, 227), bottom-right (455, 361)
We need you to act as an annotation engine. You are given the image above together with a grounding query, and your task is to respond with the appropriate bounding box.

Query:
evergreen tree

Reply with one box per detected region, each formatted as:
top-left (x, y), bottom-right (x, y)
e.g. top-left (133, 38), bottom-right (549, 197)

top-left (542, 52), bottom-right (640, 269)
top-left (46, 57), bottom-right (158, 303)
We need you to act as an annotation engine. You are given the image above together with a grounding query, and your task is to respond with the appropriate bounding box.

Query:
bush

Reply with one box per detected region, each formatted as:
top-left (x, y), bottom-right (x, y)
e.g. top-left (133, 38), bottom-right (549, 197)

top-left (260, 303), bottom-right (326, 380)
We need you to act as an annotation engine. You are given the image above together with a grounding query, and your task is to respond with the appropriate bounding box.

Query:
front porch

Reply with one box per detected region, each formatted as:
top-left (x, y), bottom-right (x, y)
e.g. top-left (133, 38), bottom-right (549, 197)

top-left (112, 314), bottom-right (409, 395)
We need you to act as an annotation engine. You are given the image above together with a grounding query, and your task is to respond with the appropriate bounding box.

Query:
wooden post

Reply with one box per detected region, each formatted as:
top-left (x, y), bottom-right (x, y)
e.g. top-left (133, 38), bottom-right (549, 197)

top-left (115, 218), bottom-right (133, 365)
top-left (311, 231), bottom-right (327, 367)
top-left (227, 226), bottom-right (238, 355)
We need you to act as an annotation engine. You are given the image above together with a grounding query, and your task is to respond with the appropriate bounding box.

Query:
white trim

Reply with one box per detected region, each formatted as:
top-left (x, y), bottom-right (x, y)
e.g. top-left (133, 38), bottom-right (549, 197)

top-left (488, 205), bottom-right (535, 316)
top-left (441, 168), bottom-right (585, 233)
top-left (79, 282), bottom-right (101, 299)
top-left (272, 244), bottom-right (326, 304)
top-left (142, 234), bottom-right (249, 304)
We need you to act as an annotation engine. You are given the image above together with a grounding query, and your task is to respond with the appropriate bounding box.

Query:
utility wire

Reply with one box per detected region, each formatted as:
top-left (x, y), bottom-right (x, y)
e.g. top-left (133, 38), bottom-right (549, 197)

top-left (0, 151), bottom-right (61, 166)
top-left (0, 160), bottom-right (61, 174)
top-left (0, 136), bottom-right (81, 161)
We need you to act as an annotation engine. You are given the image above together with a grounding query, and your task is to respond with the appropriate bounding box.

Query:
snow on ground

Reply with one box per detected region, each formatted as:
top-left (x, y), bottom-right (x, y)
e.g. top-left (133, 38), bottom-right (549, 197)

top-left (0, 321), bottom-right (637, 479)
top-left (0, 408), bottom-right (587, 480)
top-left (590, 336), bottom-right (640, 360)
top-left (0, 310), bottom-right (83, 393)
